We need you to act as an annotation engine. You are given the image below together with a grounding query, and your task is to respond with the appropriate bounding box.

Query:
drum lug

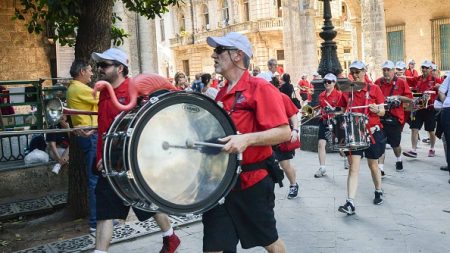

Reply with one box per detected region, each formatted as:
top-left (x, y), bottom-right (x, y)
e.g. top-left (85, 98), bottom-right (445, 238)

top-left (218, 197), bottom-right (225, 205)
top-left (104, 132), bottom-right (125, 140)
top-left (127, 170), bottom-right (134, 179)
top-left (236, 165), bottom-right (242, 174)
top-left (126, 128), bottom-right (133, 137)
top-left (149, 96), bottom-right (159, 104)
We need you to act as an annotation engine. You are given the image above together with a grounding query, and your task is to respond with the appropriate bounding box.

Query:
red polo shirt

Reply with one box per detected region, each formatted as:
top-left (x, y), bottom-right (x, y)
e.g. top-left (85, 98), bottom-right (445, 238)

top-left (281, 93), bottom-right (299, 118)
top-left (410, 75), bottom-right (442, 105)
top-left (405, 68), bottom-right (419, 88)
top-left (374, 77), bottom-right (413, 125)
top-left (298, 79), bottom-right (313, 101)
top-left (96, 78), bottom-right (131, 164)
top-left (318, 88), bottom-right (342, 120)
top-left (216, 71), bottom-right (288, 190)
top-left (337, 82), bottom-right (385, 128)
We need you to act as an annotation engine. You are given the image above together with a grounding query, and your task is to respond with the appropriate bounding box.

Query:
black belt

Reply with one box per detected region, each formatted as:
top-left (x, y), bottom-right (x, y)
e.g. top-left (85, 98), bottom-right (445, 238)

top-left (241, 161), bottom-right (267, 172)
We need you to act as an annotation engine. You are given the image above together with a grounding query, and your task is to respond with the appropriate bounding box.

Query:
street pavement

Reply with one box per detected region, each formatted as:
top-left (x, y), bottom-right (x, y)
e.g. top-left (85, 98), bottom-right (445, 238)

top-left (108, 128), bottom-right (450, 253)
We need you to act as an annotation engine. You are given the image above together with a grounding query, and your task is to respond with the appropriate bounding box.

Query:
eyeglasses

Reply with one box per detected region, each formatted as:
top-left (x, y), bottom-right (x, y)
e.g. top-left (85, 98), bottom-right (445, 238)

top-left (324, 80), bottom-right (334, 84)
top-left (214, 46), bottom-right (238, 55)
top-left (350, 70), bottom-right (361, 75)
top-left (97, 62), bottom-right (116, 69)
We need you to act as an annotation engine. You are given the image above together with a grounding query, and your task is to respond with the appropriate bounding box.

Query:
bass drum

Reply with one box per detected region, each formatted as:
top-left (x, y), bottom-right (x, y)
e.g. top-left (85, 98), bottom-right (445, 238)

top-left (103, 91), bottom-right (238, 215)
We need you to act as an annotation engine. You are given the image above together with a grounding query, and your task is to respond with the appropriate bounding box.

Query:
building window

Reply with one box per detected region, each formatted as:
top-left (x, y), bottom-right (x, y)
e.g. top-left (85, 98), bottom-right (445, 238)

top-left (243, 0), bottom-right (249, 22)
top-left (202, 4), bottom-right (209, 30)
top-left (386, 25), bottom-right (405, 63)
top-left (179, 13), bottom-right (186, 32)
top-left (277, 0), bottom-right (282, 17)
top-left (160, 19), bottom-right (165, 41)
top-left (222, 1), bottom-right (229, 26)
top-left (432, 18), bottom-right (450, 70)
top-left (276, 50), bottom-right (285, 61)
top-left (182, 60), bottom-right (190, 80)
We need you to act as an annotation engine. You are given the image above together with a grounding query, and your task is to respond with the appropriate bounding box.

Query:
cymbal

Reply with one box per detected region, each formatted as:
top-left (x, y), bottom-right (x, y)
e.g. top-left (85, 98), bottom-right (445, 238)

top-left (337, 81), bottom-right (365, 92)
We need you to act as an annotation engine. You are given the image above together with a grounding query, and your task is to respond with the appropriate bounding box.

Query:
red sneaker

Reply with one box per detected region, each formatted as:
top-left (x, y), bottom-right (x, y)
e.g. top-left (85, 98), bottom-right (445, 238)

top-left (428, 149), bottom-right (435, 157)
top-left (160, 232), bottom-right (180, 253)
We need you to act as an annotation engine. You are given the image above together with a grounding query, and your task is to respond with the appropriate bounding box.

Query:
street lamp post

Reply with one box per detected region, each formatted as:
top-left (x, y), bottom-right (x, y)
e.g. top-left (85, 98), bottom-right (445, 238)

top-left (301, 0), bottom-right (344, 152)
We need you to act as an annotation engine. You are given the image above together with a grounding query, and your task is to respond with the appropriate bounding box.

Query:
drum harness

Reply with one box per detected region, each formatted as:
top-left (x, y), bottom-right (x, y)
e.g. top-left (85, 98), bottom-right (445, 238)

top-left (347, 83), bottom-right (376, 147)
top-left (228, 91), bottom-right (284, 188)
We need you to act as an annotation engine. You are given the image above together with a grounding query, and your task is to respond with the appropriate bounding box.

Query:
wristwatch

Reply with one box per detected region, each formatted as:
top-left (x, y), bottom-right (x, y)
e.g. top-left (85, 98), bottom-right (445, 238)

top-left (292, 129), bottom-right (299, 133)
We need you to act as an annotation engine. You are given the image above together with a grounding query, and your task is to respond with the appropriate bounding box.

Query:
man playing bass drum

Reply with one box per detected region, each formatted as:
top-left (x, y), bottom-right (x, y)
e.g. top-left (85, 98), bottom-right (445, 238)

top-left (374, 61), bottom-right (413, 174)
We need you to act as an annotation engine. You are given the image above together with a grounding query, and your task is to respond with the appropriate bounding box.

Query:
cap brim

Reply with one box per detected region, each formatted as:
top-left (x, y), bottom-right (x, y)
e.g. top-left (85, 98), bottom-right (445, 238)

top-left (91, 52), bottom-right (114, 62)
top-left (207, 36), bottom-right (234, 48)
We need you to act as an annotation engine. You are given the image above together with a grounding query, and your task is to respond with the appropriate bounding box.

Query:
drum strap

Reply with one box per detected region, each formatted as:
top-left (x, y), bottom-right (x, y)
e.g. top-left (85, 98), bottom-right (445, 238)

top-left (364, 84), bottom-right (376, 144)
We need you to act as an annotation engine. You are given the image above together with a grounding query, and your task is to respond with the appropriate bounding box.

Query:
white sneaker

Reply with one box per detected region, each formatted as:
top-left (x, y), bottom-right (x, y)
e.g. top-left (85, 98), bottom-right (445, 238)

top-left (314, 168), bottom-right (326, 178)
top-left (52, 163), bottom-right (61, 174)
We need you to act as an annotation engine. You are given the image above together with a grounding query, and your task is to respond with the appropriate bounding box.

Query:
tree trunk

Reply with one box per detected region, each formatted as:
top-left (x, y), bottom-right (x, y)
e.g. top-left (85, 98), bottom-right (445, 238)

top-left (66, 0), bottom-right (114, 218)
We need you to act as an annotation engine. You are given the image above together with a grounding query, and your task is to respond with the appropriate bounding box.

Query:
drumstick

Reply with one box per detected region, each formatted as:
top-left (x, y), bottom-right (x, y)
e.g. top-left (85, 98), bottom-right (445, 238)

top-left (349, 103), bottom-right (387, 110)
top-left (186, 139), bottom-right (225, 148)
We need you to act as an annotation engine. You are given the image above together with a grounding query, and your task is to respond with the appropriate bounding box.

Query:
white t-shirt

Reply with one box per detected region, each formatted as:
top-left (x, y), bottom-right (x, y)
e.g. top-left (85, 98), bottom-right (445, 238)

top-left (257, 71), bottom-right (274, 82)
top-left (439, 76), bottom-right (450, 108)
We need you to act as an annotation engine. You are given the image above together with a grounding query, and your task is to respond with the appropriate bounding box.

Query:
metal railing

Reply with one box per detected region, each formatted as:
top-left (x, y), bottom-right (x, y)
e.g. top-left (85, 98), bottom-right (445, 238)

top-left (0, 78), bottom-right (70, 163)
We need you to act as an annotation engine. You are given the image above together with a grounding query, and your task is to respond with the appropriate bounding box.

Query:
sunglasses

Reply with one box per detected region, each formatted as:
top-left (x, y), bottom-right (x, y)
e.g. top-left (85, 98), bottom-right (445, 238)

top-left (421, 66), bottom-right (430, 69)
top-left (97, 62), bottom-right (116, 69)
top-left (350, 70), bottom-right (361, 75)
top-left (214, 46), bottom-right (239, 55)
top-left (382, 68), bottom-right (392, 72)
top-left (324, 80), bottom-right (334, 84)
top-left (395, 68), bottom-right (403, 71)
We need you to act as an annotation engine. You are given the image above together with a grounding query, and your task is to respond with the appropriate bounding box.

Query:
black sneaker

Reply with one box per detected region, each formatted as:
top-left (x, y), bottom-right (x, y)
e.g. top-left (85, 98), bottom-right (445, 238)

top-left (440, 166), bottom-right (449, 171)
top-left (396, 161), bottom-right (403, 172)
top-left (287, 183), bottom-right (299, 199)
top-left (338, 201), bottom-right (355, 215)
top-left (373, 191), bottom-right (383, 205)
top-left (403, 150), bottom-right (417, 158)
top-left (380, 170), bottom-right (385, 178)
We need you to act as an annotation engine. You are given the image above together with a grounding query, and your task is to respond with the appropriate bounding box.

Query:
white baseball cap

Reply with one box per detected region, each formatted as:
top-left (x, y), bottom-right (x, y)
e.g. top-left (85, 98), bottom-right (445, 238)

top-left (421, 60), bottom-right (433, 68)
top-left (395, 61), bottom-right (406, 69)
top-left (323, 73), bottom-right (337, 82)
top-left (207, 32), bottom-right (253, 58)
top-left (349, 60), bottom-right (366, 70)
top-left (92, 48), bottom-right (129, 67)
top-left (408, 59), bottom-right (415, 64)
top-left (381, 60), bottom-right (395, 69)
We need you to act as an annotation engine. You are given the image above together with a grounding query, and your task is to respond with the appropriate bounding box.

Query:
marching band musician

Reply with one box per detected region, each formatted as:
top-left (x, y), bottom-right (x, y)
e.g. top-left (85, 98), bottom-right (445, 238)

top-left (298, 74), bottom-right (313, 106)
top-left (336, 60), bottom-right (386, 215)
top-left (374, 61), bottom-right (413, 175)
top-left (403, 60), bottom-right (443, 158)
top-left (91, 48), bottom-right (180, 253)
top-left (314, 73), bottom-right (342, 178)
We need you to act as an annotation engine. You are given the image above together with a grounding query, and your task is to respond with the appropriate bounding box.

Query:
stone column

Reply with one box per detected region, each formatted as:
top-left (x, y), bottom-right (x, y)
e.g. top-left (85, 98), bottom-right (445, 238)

top-left (138, 16), bottom-right (159, 74)
top-left (360, 0), bottom-right (387, 80)
top-left (282, 0), bottom-right (318, 81)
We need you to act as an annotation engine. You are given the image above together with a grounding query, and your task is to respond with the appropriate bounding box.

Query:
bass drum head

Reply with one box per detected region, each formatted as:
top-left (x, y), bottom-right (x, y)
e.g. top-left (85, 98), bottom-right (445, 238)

top-left (128, 92), bottom-right (238, 214)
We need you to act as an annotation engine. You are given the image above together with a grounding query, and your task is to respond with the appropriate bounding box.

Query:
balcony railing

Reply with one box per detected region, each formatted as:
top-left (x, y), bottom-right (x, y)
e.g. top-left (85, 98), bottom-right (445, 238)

top-left (170, 18), bottom-right (284, 47)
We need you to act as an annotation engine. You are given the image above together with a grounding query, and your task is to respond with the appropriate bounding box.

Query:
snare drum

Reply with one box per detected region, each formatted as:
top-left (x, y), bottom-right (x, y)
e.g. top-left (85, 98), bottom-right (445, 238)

top-left (331, 112), bottom-right (369, 151)
top-left (103, 91), bottom-right (239, 215)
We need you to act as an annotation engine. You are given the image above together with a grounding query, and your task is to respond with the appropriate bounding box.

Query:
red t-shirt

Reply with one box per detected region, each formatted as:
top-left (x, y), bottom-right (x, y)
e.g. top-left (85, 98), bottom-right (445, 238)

top-left (298, 79), bottom-right (313, 101)
top-left (216, 71), bottom-right (288, 190)
top-left (410, 75), bottom-right (442, 105)
top-left (280, 93), bottom-right (299, 118)
top-left (318, 88), bottom-right (342, 120)
top-left (405, 68), bottom-right (419, 88)
top-left (374, 77), bottom-right (413, 125)
top-left (96, 78), bottom-right (131, 164)
top-left (337, 82), bottom-right (385, 128)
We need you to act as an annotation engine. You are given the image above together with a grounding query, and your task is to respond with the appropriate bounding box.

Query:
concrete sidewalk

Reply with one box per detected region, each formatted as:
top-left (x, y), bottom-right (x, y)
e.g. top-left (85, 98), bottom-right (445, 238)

top-left (108, 128), bottom-right (450, 253)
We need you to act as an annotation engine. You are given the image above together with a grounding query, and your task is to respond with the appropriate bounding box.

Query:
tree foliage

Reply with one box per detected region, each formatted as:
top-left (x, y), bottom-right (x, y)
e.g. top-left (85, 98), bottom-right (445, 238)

top-left (13, 0), bottom-right (181, 47)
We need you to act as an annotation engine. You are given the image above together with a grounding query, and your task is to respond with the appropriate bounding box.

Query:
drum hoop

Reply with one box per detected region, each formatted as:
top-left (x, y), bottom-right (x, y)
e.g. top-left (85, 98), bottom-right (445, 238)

top-left (127, 91), bottom-right (239, 214)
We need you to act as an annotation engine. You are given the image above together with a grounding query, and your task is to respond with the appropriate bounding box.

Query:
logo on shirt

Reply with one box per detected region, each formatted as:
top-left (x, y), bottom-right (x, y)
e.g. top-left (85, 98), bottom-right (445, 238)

top-left (118, 97), bottom-right (127, 105)
top-left (236, 93), bottom-right (246, 104)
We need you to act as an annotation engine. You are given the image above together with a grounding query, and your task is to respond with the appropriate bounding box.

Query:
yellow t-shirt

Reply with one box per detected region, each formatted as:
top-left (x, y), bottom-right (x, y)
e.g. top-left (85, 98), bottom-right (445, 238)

top-left (66, 80), bottom-right (99, 127)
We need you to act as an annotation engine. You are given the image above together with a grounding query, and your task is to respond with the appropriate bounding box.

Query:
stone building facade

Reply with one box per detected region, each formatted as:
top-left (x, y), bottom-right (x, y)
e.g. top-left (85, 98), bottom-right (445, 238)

top-left (0, 0), bottom-right (51, 80)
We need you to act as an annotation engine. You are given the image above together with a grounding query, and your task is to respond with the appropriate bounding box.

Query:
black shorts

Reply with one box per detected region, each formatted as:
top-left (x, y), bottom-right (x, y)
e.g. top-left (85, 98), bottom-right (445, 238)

top-left (96, 176), bottom-right (155, 221)
top-left (202, 176), bottom-right (278, 251)
top-left (382, 122), bottom-right (402, 148)
top-left (318, 120), bottom-right (332, 141)
top-left (300, 93), bottom-right (308, 101)
top-left (272, 146), bottom-right (295, 161)
top-left (410, 108), bottom-right (436, 131)
top-left (345, 130), bottom-right (386, 159)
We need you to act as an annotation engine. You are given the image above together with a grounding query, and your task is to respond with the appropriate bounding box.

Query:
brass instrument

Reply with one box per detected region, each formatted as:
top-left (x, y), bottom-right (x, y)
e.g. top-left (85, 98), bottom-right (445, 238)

top-left (300, 105), bottom-right (321, 124)
top-left (45, 98), bottom-right (98, 126)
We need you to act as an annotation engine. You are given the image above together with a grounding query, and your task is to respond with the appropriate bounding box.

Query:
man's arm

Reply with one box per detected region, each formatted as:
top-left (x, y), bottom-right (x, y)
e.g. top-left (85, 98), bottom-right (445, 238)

top-left (219, 124), bottom-right (291, 154)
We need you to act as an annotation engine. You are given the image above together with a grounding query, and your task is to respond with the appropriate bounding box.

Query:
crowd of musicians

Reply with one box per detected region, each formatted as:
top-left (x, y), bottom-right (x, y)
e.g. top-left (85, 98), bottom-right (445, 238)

top-left (56, 31), bottom-right (449, 253)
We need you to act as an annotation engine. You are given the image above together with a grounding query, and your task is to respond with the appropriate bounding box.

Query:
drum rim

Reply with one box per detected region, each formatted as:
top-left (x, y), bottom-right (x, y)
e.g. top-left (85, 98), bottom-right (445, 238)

top-left (128, 91), bottom-right (239, 214)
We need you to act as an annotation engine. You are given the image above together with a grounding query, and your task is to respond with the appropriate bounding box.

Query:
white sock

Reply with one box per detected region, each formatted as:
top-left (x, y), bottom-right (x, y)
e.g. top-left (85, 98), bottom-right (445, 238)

top-left (94, 250), bottom-right (107, 253)
top-left (320, 165), bottom-right (326, 170)
top-left (396, 156), bottom-right (402, 162)
top-left (346, 198), bottom-right (354, 205)
top-left (412, 148), bottom-right (417, 152)
top-left (379, 164), bottom-right (384, 171)
top-left (162, 227), bottom-right (173, 237)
